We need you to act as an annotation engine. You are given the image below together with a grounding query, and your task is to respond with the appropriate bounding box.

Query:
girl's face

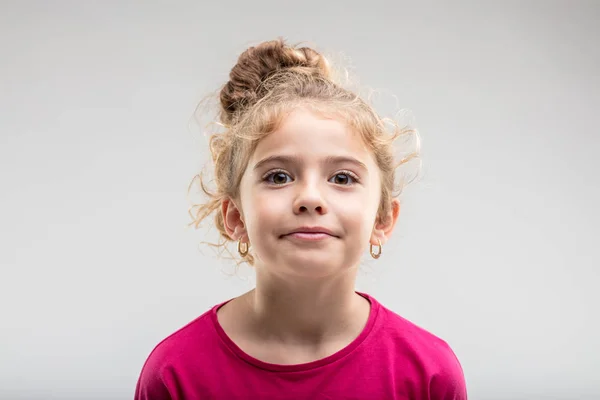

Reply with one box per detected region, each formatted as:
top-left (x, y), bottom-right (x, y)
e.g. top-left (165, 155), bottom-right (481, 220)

top-left (224, 108), bottom-right (398, 279)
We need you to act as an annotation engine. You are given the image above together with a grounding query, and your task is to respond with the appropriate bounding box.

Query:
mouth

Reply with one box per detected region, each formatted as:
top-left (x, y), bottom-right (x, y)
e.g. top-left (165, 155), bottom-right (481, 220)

top-left (281, 227), bottom-right (339, 241)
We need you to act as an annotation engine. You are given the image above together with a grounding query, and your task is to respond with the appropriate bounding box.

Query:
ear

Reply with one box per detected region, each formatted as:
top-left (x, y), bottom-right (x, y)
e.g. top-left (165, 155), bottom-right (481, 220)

top-left (221, 198), bottom-right (248, 241)
top-left (370, 198), bottom-right (400, 246)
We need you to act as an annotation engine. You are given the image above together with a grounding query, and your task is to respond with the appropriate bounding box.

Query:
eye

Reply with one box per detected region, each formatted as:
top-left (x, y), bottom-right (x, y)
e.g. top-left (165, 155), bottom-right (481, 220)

top-left (329, 171), bottom-right (358, 185)
top-left (264, 170), bottom-right (293, 185)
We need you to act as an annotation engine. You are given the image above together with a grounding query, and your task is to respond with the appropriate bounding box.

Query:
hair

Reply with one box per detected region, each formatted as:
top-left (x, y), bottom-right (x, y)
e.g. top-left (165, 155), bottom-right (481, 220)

top-left (188, 38), bottom-right (419, 265)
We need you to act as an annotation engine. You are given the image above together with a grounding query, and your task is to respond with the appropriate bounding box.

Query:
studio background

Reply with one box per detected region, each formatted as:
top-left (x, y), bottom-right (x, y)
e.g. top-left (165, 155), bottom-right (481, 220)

top-left (1, 1), bottom-right (598, 399)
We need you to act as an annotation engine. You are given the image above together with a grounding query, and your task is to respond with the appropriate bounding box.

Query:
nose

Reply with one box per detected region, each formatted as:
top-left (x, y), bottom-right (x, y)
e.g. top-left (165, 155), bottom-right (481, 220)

top-left (293, 178), bottom-right (327, 215)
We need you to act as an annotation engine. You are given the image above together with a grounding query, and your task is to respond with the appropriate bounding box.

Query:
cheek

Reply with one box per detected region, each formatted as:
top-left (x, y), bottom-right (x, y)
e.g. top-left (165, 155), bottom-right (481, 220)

top-left (336, 191), bottom-right (380, 234)
top-left (242, 187), bottom-right (286, 231)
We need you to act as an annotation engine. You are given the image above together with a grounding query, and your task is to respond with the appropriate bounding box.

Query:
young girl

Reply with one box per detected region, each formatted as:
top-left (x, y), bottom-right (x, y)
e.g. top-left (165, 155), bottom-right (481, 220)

top-left (135, 38), bottom-right (467, 400)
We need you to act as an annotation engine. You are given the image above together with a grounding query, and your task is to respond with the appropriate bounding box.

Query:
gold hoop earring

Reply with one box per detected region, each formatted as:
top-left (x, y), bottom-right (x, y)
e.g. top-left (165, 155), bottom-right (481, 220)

top-left (237, 240), bottom-right (249, 257)
top-left (370, 239), bottom-right (382, 259)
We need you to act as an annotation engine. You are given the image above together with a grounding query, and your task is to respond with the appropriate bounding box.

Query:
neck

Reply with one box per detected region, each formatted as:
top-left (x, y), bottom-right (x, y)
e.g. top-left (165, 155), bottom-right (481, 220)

top-left (242, 266), bottom-right (370, 344)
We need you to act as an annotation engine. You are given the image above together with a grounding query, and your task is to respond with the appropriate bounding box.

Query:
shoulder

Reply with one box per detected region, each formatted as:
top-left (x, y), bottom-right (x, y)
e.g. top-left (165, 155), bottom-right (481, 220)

top-left (134, 306), bottom-right (219, 400)
top-left (144, 306), bottom-right (217, 365)
top-left (366, 294), bottom-right (468, 399)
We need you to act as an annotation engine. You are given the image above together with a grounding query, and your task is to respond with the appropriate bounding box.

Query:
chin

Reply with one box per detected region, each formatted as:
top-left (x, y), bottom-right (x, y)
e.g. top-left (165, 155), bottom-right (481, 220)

top-left (279, 253), bottom-right (349, 278)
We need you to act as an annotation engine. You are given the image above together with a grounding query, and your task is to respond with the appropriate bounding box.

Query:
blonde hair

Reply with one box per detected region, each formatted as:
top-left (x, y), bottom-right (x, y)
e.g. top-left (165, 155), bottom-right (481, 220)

top-left (189, 38), bottom-right (419, 265)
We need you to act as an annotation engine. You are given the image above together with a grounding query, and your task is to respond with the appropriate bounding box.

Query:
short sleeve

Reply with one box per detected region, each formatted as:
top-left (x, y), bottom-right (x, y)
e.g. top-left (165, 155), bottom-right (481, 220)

top-left (134, 354), bottom-right (172, 400)
top-left (428, 349), bottom-right (468, 400)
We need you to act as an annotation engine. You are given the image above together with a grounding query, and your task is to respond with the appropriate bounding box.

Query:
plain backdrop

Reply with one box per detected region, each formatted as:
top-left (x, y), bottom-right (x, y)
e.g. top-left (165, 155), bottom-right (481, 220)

top-left (1, 1), bottom-right (599, 399)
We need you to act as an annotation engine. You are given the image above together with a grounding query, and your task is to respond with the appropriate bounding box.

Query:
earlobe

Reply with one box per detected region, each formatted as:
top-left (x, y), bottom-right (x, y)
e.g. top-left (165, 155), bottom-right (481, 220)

top-left (369, 232), bottom-right (386, 247)
top-left (370, 199), bottom-right (401, 245)
top-left (221, 198), bottom-right (246, 240)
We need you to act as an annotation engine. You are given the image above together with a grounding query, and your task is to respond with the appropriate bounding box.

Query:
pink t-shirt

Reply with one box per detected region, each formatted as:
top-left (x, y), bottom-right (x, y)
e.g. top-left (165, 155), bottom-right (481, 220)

top-left (135, 293), bottom-right (467, 399)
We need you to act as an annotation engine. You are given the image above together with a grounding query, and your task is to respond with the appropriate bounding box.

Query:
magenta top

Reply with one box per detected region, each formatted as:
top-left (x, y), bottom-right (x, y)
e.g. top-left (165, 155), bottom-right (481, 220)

top-left (135, 293), bottom-right (467, 399)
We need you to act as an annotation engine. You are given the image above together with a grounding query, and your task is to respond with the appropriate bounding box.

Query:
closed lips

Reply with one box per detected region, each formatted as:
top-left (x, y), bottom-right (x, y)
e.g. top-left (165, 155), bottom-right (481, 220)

top-left (284, 227), bottom-right (338, 237)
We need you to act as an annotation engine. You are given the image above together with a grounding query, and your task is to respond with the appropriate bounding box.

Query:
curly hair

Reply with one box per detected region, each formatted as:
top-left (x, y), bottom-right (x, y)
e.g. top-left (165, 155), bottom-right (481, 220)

top-left (188, 38), bottom-right (419, 265)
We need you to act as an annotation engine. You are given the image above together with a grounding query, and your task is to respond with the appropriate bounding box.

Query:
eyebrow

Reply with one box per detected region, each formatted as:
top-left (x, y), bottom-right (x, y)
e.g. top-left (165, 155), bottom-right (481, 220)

top-left (252, 154), bottom-right (368, 172)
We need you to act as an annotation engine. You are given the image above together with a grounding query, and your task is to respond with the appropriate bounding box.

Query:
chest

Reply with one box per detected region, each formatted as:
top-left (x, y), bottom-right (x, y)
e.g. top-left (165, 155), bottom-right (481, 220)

top-left (169, 357), bottom-right (425, 400)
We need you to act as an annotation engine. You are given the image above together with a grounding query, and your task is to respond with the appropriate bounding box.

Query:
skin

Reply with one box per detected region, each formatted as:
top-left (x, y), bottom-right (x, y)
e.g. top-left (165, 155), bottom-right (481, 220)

top-left (219, 108), bottom-right (400, 365)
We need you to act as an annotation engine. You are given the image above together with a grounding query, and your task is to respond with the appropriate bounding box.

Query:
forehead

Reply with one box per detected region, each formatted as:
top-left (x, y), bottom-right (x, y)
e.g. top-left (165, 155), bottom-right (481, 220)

top-left (250, 108), bottom-right (374, 163)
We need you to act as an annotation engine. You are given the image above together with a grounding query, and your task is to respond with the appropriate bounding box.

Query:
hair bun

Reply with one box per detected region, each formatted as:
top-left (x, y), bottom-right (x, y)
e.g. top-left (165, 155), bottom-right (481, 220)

top-left (219, 38), bottom-right (330, 124)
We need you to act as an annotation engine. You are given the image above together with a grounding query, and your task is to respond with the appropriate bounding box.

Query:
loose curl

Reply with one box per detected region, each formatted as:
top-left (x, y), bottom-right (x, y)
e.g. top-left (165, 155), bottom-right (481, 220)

top-left (188, 38), bottom-right (419, 265)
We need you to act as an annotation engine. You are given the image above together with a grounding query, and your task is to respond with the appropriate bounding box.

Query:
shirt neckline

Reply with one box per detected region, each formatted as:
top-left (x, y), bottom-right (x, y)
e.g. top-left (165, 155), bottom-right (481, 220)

top-left (210, 291), bottom-right (380, 372)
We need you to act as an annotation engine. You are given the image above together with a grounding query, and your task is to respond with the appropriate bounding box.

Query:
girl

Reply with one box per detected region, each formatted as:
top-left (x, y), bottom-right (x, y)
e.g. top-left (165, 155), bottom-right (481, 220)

top-left (135, 38), bottom-right (467, 400)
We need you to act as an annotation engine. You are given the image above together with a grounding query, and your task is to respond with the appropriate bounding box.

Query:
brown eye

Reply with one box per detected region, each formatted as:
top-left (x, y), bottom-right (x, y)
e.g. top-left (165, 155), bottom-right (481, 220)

top-left (266, 171), bottom-right (292, 185)
top-left (329, 173), bottom-right (355, 185)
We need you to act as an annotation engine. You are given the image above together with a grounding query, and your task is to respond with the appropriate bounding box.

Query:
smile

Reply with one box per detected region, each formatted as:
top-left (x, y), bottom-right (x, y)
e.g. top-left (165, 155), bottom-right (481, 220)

top-left (285, 232), bottom-right (334, 241)
top-left (281, 226), bottom-right (339, 241)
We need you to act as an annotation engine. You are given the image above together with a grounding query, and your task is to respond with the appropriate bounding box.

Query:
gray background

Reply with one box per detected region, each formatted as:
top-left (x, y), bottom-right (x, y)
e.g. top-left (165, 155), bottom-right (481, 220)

top-left (1, 1), bottom-right (598, 399)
